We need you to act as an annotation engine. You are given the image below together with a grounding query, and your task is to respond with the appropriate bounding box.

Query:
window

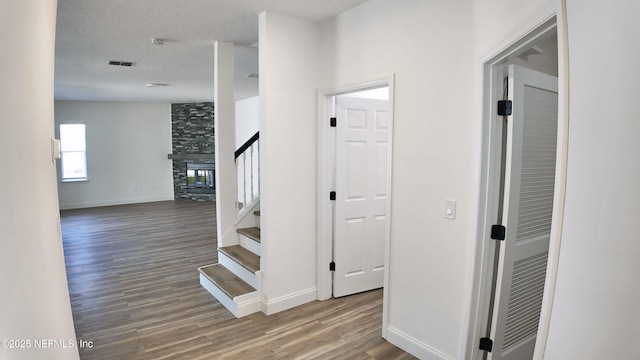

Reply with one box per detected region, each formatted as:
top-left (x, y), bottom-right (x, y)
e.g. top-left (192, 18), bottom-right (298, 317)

top-left (60, 124), bottom-right (87, 181)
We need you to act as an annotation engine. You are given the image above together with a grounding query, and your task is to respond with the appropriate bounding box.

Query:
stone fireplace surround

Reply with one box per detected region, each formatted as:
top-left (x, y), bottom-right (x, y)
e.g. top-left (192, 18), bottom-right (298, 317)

top-left (168, 102), bottom-right (215, 201)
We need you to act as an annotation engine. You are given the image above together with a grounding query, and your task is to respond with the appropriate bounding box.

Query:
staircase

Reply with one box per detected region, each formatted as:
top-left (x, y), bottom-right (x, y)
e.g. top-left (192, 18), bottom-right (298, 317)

top-left (199, 210), bottom-right (262, 317)
top-left (199, 131), bottom-right (261, 317)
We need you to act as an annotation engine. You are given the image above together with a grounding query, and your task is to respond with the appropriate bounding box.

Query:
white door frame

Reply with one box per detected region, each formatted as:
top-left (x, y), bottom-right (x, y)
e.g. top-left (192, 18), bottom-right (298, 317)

top-left (316, 76), bottom-right (395, 309)
top-left (464, 2), bottom-right (570, 359)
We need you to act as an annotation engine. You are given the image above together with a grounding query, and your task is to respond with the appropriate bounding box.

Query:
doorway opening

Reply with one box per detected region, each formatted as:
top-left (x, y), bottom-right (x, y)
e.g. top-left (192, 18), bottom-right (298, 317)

top-left (332, 87), bottom-right (390, 298)
top-left (470, 13), bottom-right (569, 360)
top-left (316, 77), bottom-right (395, 305)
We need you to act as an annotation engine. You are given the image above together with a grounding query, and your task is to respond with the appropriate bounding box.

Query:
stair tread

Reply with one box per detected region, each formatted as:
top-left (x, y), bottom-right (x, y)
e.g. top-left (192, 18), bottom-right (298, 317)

top-left (237, 227), bottom-right (260, 243)
top-left (199, 264), bottom-right (255, 298)
top-left (219, 245), bottom-right (260, 273)
top-left (254, 211), bottom-right (260, 216)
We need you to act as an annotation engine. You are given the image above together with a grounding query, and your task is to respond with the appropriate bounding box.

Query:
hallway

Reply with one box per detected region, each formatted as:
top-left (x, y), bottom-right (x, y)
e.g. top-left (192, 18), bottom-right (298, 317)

top-left (61, 201), bottom-right (414, 359)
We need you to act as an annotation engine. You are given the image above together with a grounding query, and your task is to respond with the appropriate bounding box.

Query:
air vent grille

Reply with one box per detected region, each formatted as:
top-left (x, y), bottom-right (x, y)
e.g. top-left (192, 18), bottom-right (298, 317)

top-left (108, 60), bottom-right (135, 67)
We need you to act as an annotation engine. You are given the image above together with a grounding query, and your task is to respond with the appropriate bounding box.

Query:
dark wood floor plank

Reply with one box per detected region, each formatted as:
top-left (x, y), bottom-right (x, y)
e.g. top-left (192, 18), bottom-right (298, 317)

top-left (60, 200), bottom-right (415, 359)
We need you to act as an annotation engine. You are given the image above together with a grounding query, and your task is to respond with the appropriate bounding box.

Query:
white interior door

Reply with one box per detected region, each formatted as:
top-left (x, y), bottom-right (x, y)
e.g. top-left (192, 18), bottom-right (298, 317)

top-left (489, 65), bottom-right (558, 359)
top-left (333, 96), bottom-right (389, 298)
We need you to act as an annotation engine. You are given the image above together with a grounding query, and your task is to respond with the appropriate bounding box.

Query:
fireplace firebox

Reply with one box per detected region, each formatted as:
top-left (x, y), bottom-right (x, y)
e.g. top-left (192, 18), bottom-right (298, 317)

top-left (187, 163), bottom-right (215, 194)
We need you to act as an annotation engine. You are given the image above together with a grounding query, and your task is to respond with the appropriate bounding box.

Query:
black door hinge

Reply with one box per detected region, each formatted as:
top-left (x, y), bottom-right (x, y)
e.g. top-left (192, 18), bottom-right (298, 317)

top-left (479, 337), bottom-right (493, 352)
top-left (497, 100), bottom-right (512, 116)
top-left (491, 225), bottom-right (506, 240)
top-left (330, 117), bottom-right (337, 127)
top-left (329, 261), bottom-right (336, 271)
top-left (330, 191), bottom-right (336, 200)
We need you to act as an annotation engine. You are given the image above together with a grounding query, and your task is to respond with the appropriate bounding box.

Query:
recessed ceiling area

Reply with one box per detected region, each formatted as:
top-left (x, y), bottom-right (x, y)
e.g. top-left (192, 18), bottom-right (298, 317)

top-left (54, 0), bottom-right (369, 103)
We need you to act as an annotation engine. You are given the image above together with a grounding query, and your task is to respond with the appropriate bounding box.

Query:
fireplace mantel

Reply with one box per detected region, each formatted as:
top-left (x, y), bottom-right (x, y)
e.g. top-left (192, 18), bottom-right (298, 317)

top-left (168, 153), bottom-right (215, 161)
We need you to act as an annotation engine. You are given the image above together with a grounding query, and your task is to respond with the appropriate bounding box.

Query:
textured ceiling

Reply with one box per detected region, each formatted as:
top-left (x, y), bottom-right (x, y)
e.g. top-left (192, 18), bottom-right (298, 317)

top-left (54, 0), bottom-right (369, 103)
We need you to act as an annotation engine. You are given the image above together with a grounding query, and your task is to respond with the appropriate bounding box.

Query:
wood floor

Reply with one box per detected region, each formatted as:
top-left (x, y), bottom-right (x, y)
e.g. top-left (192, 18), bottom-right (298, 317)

top-left (60, 201), bottom-right (416, 360)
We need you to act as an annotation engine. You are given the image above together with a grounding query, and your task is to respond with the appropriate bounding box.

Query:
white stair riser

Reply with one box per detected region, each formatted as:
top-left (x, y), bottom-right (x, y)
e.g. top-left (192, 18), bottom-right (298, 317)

top-left (199, 273), bottom-right (239, 317)
top-left (239, 233), bottom-right (261, 256)
top-left (199, 272), bottom-right (262, 318)
top-left (255, 213), bottom-right (260, 229)
top-left (218, 252), bottom-right (259, 289)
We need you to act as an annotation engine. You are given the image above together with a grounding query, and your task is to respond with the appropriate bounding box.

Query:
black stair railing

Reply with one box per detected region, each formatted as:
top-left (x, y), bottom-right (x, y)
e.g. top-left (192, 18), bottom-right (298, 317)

top-left (235, 132), bottom-right (260, 212)
top-left (235, 132), bottom-right (259, 159)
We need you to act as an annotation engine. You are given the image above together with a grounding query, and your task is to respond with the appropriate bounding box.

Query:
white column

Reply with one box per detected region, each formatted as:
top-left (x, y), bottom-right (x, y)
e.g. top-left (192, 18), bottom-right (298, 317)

top-left (214, 42), bottom-right (237, 247)
top-left (259, 11), bottom-right (320, 313)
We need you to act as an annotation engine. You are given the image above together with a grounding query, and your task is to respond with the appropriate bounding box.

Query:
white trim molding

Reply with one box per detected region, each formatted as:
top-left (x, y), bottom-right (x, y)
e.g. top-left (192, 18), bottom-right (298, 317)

top-left (387, 326), bottom-right (454, 360)
top-left (261, 287), bottom-right (317, 315)
top-left (534, 0), bottom-right (570, 357)
top-left (461, 1), bottom-right (569, 359)
top-left (58, 196), bottom-right (174, 210)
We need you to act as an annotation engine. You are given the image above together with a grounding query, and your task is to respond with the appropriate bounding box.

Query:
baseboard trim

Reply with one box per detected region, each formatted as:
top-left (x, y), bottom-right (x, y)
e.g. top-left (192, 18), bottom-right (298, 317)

top-left (262, 287), bottom-right (317, 315)
top-left (59, 196), bottom-right (174, 210)
top-left (235, 292), bottom-right (263, 318)
top-left (386, 326), bottom-right (454, 360)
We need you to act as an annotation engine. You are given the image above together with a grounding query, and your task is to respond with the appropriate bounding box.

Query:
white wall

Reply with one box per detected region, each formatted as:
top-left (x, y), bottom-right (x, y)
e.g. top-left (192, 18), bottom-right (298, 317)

top-left (318, 1), bottom-right (640, 359)
top-left (5, 1), bottom-right (630, 359)
top-left (55, 101), bottom-right (174, 209)
top-left (321, 1), bottom-right (477, 358)
top-left (259, 12), bottom-right (319, 313)
top-left (214, 42), bottom-right (238, 248)
top-left (235, 96), bottom-right (259, 148)
top-left (320, 0), bottom-right (552, 358)
top-left (0, 0), bottom-right (79, 359)
top-left (544, 1), bottom-right (640, 358)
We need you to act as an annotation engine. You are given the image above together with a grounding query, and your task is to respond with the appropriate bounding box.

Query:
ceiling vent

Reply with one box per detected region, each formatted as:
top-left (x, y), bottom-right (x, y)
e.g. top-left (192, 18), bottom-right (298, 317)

top-left (108, 60), bottom-right (135, 67)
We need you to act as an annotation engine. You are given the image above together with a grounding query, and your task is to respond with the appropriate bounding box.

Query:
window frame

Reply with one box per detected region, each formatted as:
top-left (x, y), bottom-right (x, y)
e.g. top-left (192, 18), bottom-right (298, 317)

top-left (59, 123), bottom-right (88, 182)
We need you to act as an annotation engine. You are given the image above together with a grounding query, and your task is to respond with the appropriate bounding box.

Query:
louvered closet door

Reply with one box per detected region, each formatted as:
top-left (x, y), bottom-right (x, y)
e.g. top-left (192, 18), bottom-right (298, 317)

top-left (489, 65), bottom-right (558, 360)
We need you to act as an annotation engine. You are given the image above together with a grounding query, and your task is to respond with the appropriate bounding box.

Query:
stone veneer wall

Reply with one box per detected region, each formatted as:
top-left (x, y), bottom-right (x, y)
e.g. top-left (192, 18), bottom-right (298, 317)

top-left (170, 102), bottom-right (215, 201)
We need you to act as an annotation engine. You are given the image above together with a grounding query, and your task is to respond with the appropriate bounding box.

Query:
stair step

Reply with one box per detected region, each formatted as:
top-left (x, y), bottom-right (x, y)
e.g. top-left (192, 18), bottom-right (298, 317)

top-left (219, 245), bottom-right (260, 273)
top-left (254, 211), bottom-right (260, 216)
top-left (237, 227), bottom-right (260, 243)
top-left (199, 264), bottom-right (255, 299)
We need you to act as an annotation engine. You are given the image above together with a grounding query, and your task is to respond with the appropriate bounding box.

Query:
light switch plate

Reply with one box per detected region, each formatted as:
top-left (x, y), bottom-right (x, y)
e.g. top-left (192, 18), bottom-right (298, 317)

top-left (51, 137), bottom-right (61, 161)
top-left (445, 199), bottom-right (456, 220)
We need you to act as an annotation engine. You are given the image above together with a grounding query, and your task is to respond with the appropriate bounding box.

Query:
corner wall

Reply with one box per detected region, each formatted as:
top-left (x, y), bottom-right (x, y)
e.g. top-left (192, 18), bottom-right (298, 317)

top-left (236, 96), bottom-right (259, 148)
top-left (319, 0), bottom-right (552, 358)
top-left (543, 1), bottom-right (640, 358)
top-left (259, 12), bottom-right (319, 312)
top-left (253, 0), bottom-right (640, 358)
top-left (55, 101), bottom-right (174, 209)
top-left (0, 1), bottom-right (79, 358)
top-left (320, 1), bottom-right (477, 358)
